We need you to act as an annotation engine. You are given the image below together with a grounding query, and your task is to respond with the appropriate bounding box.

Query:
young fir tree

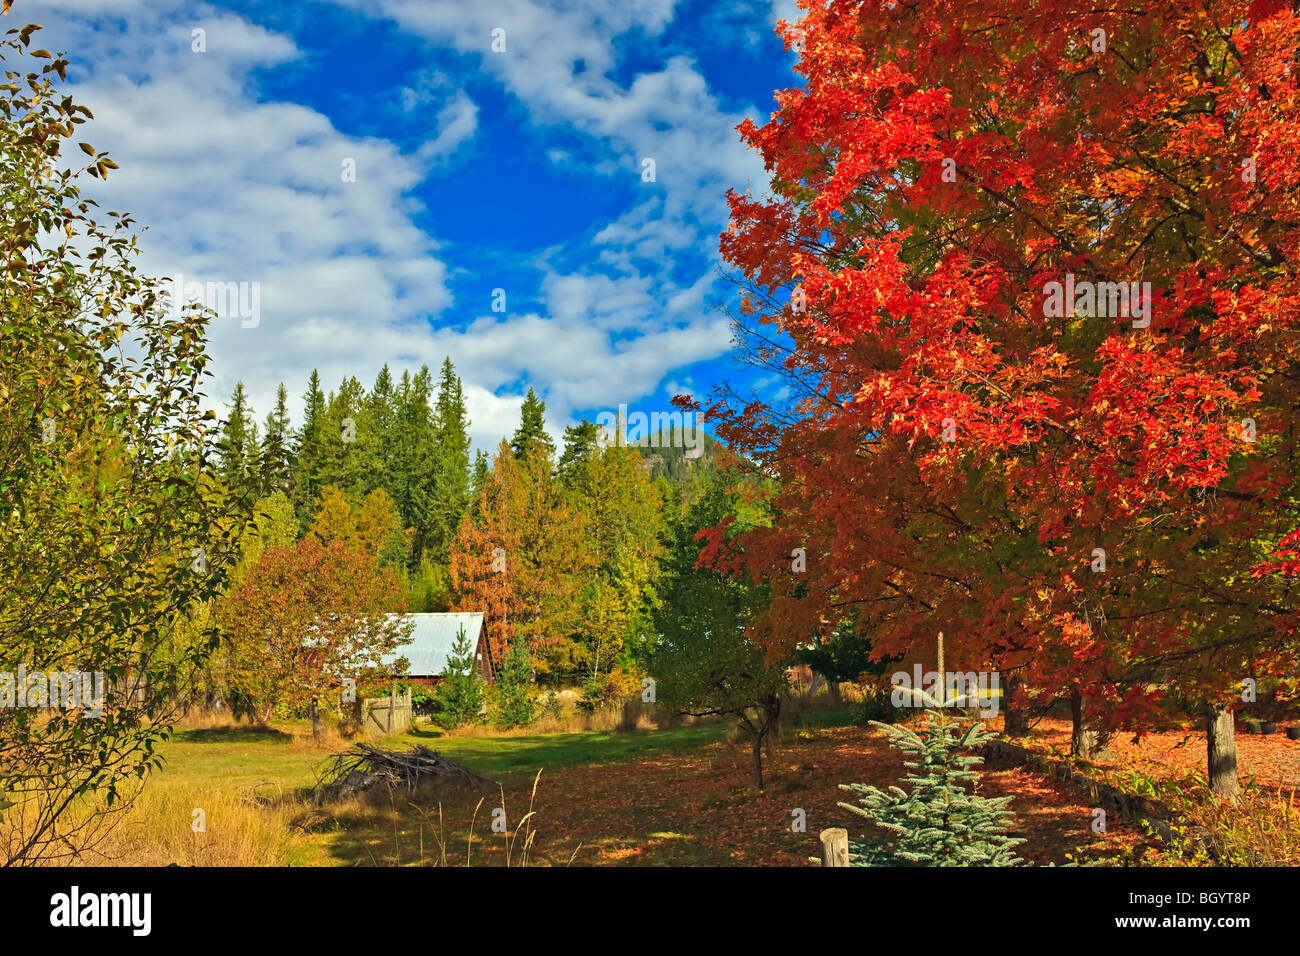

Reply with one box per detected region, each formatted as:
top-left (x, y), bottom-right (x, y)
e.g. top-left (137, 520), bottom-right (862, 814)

top-left (838, 704), bottom-right (1026, 867)
top-left (431, 625), bottom-right (485, 729)
top-left (557, 419), bottom-right (600, 489)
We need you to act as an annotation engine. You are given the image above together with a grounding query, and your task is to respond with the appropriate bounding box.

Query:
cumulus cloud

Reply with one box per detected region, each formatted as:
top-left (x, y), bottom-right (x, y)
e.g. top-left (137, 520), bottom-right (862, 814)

top-left (30, 0), bottom-right (468, 428)
top-left (31, 0), bottom-right (777, 450)
top-left (328, 0), bottom-right (767, 420)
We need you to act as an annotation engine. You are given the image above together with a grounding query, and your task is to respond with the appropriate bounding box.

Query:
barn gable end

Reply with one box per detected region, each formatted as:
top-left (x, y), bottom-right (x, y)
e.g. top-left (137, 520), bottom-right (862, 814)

top-left (380, 612), bottom-right (487, 684)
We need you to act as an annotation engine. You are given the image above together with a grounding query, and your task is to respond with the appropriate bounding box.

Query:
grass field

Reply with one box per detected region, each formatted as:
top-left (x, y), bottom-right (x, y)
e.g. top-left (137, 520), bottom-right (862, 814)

top-left (64, 710), bottom-right (1203, 867)
top-left (48, 697), bottom-right (1296, 867)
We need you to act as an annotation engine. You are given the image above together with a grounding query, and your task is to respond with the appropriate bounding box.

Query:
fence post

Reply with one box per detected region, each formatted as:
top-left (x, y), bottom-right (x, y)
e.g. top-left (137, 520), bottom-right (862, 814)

top-left (819, 828), bottom-right (849, 867)
top-left (388, 680), bottom-right (396, 733)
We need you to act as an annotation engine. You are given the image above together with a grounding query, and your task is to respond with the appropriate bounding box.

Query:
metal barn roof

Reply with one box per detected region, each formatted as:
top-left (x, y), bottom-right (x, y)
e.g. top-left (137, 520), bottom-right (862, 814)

top-left (380, 612), bottom-right (484, 676)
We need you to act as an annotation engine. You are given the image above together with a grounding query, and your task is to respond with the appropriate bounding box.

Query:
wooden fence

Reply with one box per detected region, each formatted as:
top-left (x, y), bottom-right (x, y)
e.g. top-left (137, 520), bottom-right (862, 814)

top-left (359, 687), bottom-right (413, 737)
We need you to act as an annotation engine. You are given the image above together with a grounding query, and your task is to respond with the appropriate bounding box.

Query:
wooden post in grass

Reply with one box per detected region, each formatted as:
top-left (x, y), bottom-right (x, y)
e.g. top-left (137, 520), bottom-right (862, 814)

top-left (388, 680), bottom-right (396, 733)
top-left (820, 828), bottom-right (849, 867)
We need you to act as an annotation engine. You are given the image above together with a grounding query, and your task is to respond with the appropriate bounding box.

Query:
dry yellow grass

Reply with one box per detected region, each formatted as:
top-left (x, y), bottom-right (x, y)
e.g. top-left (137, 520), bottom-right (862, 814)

top-left (67, 781), bottom-right (298, 866)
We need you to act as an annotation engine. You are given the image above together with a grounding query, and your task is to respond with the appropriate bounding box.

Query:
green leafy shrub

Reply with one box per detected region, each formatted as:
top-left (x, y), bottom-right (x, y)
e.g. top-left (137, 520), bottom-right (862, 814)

top-left (576, 667), bottom-right (642, 713)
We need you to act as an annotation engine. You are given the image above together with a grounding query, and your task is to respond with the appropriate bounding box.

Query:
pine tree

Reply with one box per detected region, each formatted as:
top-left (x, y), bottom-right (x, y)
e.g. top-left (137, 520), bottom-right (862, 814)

top-left (219, 381), bottom-right (259, 499)
top-left (431, 625), bottom-right (485, 729)
top-left (317, 376), bottom-right (366, 495)
top-left (838, 708), bottom-right (1026, 866)
top-left (510, 387), bottom-right (554, 461)
top-left (260, 382), bottom-right (293, 497)
top-left (557, 419), bottom-right (599, 488)
top-left (293, 370), bottom-right (327, 529)
top-left (392, 366), bottom-right (437, 557)
top-left (390, 369), bottom-right (423, 549)
top-left (427, 357), bottom-right (472, 559)
top-left (362, 364), bottom-right (397, 500)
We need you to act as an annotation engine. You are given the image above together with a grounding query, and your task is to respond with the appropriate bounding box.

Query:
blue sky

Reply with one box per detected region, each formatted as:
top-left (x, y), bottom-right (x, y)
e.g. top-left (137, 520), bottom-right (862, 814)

top-left (32, 0), bottom-right (803, 450)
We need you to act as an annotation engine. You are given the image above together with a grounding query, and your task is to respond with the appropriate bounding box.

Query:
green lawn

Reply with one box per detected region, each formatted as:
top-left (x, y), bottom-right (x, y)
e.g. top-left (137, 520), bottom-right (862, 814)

top-left (164, 726), bottom-right (313, 789)
top-left (160, 720), bottom-right (731, 793)
top-left (392, 722), bottom-right (729, 779)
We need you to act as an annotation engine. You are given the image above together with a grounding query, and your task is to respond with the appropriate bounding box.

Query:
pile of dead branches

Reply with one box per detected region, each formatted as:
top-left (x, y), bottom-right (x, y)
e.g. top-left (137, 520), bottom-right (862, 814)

top-left (313, 744), bottom-right (493, 803)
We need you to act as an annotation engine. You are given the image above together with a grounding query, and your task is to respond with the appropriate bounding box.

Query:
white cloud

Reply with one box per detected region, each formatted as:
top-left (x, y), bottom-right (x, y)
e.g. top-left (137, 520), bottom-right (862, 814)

top-left (31, 0), bottom-right (773, 451)
top-left (418, 93), bottom-right (479, 162)
top-left (30, 1), bottom-right (467, 429)
top-left (328, 0), bottom-right (766, 422)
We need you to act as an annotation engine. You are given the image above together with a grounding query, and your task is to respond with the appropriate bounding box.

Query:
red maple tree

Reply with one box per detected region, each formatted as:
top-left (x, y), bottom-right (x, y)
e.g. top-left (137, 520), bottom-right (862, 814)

top-left (705, 0), bottom-right (1300, 796)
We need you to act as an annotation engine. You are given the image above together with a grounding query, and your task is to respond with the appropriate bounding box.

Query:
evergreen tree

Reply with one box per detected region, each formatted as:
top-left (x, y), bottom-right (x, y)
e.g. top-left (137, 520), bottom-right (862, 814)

top-left (362, 364), bottom-right (398, 500)
top-left (510, 387), bottom-right (554, 461)
top-left (838, 709), bottom-right (1026, 866)
top-left (431, 625), bottom-right (485, 729)
top-left (490, 637), bottom-right (538, 729)
top-left (293, 370), bottom-right (327, 529)
top-left (470, 449), bottom-right (490, 514)
top-left (369, 364), bottom-right (396, 436)
top-left (557, 419), bottom-right (599, 488)
top-left (394, 365), bottom-right (437, 558)
top-left (426, 357), bottom-right (472, 559)
top-left (219, 381), bottom-right (259, 499)
top-left (260, 382), bottom-right (293, 497)
top-left (316, 376), bottom-right (367, 495)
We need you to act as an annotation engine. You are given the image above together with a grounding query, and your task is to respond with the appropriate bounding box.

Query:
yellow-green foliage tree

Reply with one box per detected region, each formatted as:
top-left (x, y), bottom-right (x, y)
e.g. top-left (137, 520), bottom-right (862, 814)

top-left (311, 484), bottom-right (410, 567)
top-left (571, 444), bottom-right (665, 678)
top-left (0, 25), bottom-right (245, 863)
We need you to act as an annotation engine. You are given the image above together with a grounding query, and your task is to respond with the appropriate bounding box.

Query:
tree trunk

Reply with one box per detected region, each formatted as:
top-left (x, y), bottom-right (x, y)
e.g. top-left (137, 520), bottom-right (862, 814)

top-left (1070, 689), bottom-right (1102, 758)
top-left (763, 693), bottom-right (781, 761)
top-left (1205, 704), bottom-right (1240, 802)
top-left (1003, 672), bottom-right (1029, 737)
top-left (310, 696), bottom-right (323, 744)
top-left (752, 733), bottom-right (765, 790)
top-left (826, 678), bottom-right (842, 708)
